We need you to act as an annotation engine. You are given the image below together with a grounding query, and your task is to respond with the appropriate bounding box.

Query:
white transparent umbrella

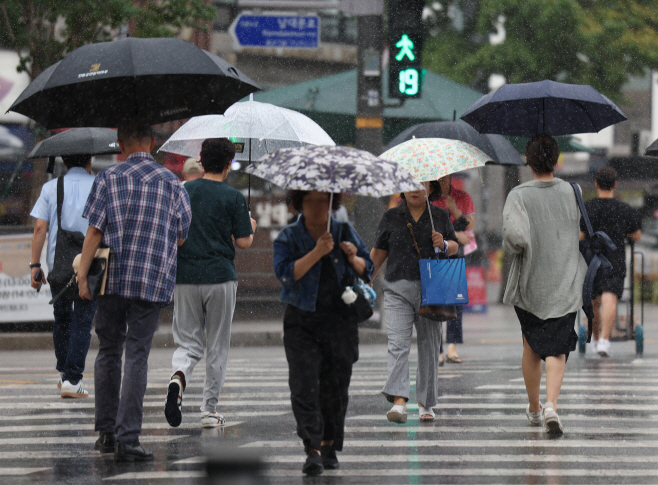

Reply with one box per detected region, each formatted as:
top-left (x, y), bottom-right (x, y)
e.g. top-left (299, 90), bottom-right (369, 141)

top-left (159, 94), bottom-right (335, 205)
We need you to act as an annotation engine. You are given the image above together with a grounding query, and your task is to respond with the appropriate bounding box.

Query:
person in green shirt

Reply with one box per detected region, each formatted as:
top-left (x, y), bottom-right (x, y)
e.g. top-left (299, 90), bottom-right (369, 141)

top-left (164, 138), bottom-right (257, 429)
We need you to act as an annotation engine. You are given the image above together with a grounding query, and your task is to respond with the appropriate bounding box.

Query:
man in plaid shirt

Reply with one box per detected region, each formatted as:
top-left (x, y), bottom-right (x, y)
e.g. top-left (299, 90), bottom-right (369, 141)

top-left (78, 119), bottom-right (192, 462)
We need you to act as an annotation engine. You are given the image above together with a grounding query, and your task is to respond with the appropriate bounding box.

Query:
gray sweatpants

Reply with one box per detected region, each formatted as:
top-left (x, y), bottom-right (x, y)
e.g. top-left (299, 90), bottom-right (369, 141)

top-left (381, 279), bottom-right (442, 408)
top-left (171, 281), bottom-right (238, 413)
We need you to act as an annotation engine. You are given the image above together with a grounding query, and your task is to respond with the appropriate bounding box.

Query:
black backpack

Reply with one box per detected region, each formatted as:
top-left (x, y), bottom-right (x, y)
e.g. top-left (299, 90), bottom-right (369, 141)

top-left (46, 176), bottom-right (85, 300)
top-left (571, 183), bottom-right (617, 342)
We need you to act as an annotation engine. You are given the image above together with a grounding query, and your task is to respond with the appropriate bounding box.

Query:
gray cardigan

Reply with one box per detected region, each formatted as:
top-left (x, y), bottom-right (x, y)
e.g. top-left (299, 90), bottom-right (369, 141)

top-left (502, 178), bottom-right (587, 320)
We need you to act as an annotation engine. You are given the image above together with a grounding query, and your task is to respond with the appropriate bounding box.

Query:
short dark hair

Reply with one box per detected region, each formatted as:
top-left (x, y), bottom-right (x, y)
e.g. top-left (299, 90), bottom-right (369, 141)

top-left (62, 154), bottom-right (91, 169)
top-left (199, 138), bottom-right (235, 174)
top-left (525, 134), bottom-right (560, 174)
top-left (117, 119), bottom-right (153, 143)
top-left (289, 190), bottom-right (342, 212)
top-left (596, 166), bottom-right (617, 191)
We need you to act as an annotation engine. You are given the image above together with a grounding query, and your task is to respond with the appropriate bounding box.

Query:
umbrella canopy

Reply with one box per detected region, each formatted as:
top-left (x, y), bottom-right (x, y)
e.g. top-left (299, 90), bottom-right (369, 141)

top-left (385, 121), bottom-right (522, 165)
top-left (460, 80), bottom-right (627, 137)
top-left (8, 37), bottom-right (260, 129)
top-left (245, 145), bottom-right (422, 197)
top-left (379, 138), bottom-right (492, 182)
top-left (159, 98), bottom-right (335, 162)
top-left (646, 138), bottom-right (658, 157)
top-left (29, 128), bottom-right (120, 158)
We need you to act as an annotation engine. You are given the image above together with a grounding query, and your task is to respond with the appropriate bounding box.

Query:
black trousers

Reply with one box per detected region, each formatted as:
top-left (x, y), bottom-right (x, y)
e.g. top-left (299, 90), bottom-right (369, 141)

top-left (283, 305), bottom-right (359, 454)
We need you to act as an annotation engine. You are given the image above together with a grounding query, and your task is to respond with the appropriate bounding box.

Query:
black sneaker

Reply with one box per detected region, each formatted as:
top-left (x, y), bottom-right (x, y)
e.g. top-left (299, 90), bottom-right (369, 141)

top-left (94, 431), bottom-right (116, 453)
top-left (114, 440), bottom-right (154, 462)
top-left (302, 451), bottom-right (323, 476)
top-left (321, 445), bottom-right (339, 469)
top-left (164, 378), bottom-right (182, 427)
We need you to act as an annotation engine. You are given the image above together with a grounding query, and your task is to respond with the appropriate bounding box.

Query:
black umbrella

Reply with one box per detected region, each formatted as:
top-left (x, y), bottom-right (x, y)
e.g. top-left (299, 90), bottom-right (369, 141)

top-left (646, 138), bottom-right (658, 157)
top-left (29, 128), bottom-right (120, 158)
top-left (8, 37), bottom-right (260, 129)
top-left (461, 80), bottom-right (626, 137)
top-left (385, 121), bottom-right (523, 165)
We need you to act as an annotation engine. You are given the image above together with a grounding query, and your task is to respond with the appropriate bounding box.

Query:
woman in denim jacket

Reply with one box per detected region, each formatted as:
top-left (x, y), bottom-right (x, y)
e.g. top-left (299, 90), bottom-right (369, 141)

top-left (273, 190), bottom-right (374, 476)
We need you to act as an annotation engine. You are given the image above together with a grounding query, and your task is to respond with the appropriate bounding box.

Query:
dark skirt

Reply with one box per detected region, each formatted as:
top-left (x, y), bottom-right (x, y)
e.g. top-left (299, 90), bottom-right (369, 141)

top-left (514, 306), bottom-right (578, 361)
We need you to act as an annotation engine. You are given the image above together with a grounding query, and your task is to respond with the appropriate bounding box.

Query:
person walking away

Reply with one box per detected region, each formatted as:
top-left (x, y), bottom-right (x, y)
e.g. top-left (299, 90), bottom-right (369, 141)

top-left (30, 155), bottom-right (97, 398)
top-left (430, 175), bottom-right (476, 364)
top-left (78, 120), bottom-right (192, 461)
top-left (165, 139), bottom-right (256, 429)
top-left (182, 157), bottom-right (204, 183)
top-left (502, 135), bottom-right (587, 435)
top-left (580, 166), bottom-right (641, 357)
top-left (273, 190), bottom-right (374, 476)
top-left (370, 185), bottom-right (458, 424)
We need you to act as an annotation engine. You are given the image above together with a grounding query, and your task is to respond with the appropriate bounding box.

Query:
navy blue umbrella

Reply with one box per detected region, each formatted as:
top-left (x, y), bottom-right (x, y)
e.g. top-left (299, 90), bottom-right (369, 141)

top-left (461, 80), bottom-right (626, 137)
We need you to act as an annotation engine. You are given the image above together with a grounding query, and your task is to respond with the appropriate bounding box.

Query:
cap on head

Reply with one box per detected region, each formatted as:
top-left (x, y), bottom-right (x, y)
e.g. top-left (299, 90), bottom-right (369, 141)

top-left (183, 158), bottom-right (203, 176)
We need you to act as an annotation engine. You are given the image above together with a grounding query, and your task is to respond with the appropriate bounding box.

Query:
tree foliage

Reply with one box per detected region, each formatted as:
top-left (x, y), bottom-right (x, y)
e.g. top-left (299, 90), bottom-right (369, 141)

top-left (0, 0), bottom-right (217, 79)
top-left (422, 0), bottom-right (658, 100)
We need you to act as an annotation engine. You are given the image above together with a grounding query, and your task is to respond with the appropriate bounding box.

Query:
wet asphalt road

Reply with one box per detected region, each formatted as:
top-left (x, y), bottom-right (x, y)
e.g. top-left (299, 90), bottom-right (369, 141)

top-left (1, 306), bottom-right (658, 484)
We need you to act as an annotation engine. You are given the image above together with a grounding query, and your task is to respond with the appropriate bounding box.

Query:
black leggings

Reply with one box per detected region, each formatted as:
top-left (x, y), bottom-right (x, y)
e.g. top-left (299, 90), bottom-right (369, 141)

top-left (283, 305), bottom-right (359, 453)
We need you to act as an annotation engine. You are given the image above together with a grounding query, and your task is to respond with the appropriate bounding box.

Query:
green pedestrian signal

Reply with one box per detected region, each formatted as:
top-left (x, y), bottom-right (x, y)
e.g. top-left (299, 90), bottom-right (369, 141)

top-left (398, 68), bottom-right (419, 95)
top-left (388, 0), bottom-right (424, 99)
top-left (395, 34), bottom-right (415, 62)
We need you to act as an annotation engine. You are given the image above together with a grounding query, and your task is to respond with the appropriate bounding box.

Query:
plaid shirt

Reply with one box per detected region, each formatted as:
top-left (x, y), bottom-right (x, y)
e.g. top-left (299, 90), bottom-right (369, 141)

top-left (83, 152), bottom-right (192, 303)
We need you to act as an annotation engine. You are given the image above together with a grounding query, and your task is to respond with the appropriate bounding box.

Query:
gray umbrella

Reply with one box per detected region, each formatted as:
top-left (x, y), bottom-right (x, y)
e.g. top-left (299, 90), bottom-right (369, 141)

top-left (29, 128), bottom-right (120, 159)
top-left (646, 138), bottom-right (658, 157)
top-left (385, 121), bottom-right (523, 165)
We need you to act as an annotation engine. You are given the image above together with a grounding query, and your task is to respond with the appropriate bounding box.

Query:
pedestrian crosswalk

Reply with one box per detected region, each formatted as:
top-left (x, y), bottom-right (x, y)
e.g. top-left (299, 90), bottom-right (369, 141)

top-left (2, 348), bottom-right (658, 483)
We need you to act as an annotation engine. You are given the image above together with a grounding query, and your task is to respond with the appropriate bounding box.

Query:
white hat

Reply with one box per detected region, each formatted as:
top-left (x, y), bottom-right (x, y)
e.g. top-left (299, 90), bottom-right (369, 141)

top-left (182, 158), bottom-right (203, 175)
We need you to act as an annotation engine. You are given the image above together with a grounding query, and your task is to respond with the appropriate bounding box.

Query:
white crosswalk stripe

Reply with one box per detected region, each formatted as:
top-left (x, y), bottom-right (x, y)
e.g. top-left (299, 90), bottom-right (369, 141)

top-left (3, 353), bottom-right (658, 484)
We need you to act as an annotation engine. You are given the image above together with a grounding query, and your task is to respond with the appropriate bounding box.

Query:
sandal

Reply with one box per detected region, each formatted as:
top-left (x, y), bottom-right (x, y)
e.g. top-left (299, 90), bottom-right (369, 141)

top-left (446, 355), bottom-right (463, 364)
top-left (386, 404), bottom-right (407, 423)
top-left (419, 405), bottom-right (435, 422)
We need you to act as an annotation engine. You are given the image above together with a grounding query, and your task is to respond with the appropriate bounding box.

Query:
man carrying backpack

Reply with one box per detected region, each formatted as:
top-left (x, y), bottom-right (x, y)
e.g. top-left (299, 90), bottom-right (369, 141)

top-left (30, 154), bottom-right (97, 397)
top-left (580, 166), bottom-right (642, 357)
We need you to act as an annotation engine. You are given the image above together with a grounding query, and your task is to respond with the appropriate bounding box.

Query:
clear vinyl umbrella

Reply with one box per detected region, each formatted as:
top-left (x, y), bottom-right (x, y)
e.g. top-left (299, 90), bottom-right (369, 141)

top-left (159, 95), bottom-right (335, 206)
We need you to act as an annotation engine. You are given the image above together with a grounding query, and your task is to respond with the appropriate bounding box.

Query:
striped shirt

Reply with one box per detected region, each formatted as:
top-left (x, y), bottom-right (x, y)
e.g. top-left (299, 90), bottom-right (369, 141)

top-left (83, 152), bottom-right (192, 303)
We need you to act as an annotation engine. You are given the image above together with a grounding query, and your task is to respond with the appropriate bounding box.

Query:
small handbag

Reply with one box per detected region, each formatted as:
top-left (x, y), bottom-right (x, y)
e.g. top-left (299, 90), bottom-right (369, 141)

top-left (49, 247), bottom-right (110, 304)
top-left (406, 219), bottom-right (459, 322)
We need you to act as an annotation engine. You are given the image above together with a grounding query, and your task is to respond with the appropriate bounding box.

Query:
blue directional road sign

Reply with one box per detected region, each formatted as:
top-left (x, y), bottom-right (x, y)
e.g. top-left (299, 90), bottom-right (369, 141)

top-left (230, 14), bottom-right (321, 49)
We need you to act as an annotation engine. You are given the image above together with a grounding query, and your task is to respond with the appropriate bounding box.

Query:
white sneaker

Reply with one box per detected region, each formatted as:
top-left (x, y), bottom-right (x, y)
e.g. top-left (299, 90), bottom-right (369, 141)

top-left (597, 339), bottom-right (612, 357)
top-left (60, 379), bottom-right (89, 398)
top-left (589, 340), bottom-right (598, 354)
top-left (526, 403), bottom-right (543, 426)
top-left (201, 412), bottom-right (226, 428)
top-left (57, 373), bottom-right (63, 390)
top-left (543, 402), bottom-right (563, 435)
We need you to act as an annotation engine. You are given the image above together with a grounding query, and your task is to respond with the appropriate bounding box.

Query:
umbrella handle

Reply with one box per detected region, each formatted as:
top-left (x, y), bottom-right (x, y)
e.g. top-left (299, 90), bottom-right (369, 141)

top-left (423, 185), bottom-right (439, 254)
top-left (327, 192), bottom-right (333, 233)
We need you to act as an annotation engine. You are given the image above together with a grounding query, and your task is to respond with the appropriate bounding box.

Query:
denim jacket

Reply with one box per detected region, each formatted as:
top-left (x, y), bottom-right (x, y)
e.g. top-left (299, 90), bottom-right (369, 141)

top-left (273, 216), bottom-right (374, 312)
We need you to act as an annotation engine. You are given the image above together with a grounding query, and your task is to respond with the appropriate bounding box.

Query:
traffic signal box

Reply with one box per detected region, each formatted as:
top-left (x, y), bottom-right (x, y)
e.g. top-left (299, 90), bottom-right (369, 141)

top-left (388, 0), bottom-right (425, 99)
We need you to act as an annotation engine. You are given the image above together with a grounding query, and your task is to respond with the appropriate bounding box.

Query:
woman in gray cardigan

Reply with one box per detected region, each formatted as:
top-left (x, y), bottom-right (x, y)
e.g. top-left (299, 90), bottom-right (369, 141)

top-left (502, 135), bottom-right (587, 435)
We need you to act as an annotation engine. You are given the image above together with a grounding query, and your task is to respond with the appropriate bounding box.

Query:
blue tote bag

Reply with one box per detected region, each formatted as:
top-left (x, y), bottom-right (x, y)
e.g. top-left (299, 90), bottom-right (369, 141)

top-left (419, 255), bottom-right (469, 306)
top-left (405, 217), bottom-right (469, 307)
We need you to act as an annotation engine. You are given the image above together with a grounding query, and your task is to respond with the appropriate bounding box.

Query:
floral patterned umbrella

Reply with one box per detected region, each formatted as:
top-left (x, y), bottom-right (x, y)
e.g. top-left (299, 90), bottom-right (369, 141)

top-left (246, 145), bottom-right (422, 197)
top-left (379, 137), bottom-right (492, 182)
top-left (246, 145), bottom-right (423, 231)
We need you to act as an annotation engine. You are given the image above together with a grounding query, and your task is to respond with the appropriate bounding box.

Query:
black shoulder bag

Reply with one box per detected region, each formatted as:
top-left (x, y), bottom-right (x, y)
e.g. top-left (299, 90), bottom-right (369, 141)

top-left (340, 223), bottom-right (374, 324)
top-left (570, 183), bottom-right (617, 342)
top-left (46, 177), bottom-right (85, 300)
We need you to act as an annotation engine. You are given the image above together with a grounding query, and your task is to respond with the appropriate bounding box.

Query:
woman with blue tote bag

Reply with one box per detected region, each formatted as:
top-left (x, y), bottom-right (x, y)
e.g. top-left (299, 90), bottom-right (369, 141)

top-left (371, 184), bottom-right (459, 423)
